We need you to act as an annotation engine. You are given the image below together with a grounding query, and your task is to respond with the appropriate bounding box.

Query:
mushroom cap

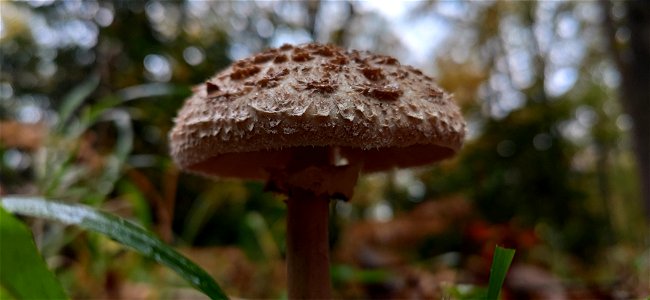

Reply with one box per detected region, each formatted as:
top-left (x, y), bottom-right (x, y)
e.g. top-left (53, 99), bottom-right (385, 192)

top-left (170, 43), bottom-right (466, 179)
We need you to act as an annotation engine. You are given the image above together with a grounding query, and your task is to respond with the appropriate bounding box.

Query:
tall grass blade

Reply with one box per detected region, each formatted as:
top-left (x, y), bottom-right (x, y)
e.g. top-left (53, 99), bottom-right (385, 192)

top-left (56, 74), bottom-right (100, 132)
top-left (1, 196), bottom-right (228, 300)
top-left (486, 246), bottom-right (515, 300)
top-left (0, 207), bottom-right (68, 300)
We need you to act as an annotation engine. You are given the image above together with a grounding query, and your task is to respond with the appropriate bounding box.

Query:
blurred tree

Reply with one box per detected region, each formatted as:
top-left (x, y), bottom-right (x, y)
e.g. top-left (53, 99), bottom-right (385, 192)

top-left (417, 0), bottom-right (644, 259)
top-left (601, 0), bottom-right (650, 220)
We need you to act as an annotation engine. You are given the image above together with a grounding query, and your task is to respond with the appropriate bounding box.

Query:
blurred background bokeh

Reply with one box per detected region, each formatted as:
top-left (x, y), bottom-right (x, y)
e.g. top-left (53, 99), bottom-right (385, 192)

top-left (1, 0), bottom-right (648, 299)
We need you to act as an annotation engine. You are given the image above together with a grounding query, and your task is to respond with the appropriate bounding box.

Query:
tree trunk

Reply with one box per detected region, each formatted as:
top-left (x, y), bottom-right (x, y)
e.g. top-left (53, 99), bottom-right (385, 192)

top-left (602, 0), bottom-right (650, 220)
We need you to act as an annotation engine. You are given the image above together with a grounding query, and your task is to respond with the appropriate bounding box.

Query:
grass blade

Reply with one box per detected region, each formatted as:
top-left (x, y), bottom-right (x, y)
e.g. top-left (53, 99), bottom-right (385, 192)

top-left (56, 74), bottom-right (101, 132)
top-left (1, 196), bottom-right (228, 300)
top-left (486, 245), bottom-right (515, 300)
top-left (0, 207), bottom-right (68, 300)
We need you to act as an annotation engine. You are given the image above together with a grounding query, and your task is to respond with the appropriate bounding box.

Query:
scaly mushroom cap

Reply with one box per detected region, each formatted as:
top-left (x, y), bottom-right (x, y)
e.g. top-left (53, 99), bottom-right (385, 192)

top-left (170, 43), bottom-right (465, 179)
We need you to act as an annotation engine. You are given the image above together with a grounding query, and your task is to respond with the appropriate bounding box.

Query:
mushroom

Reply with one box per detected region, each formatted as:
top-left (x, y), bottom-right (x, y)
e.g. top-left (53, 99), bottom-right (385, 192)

top-left (170, 43), bottom-right (465, 299)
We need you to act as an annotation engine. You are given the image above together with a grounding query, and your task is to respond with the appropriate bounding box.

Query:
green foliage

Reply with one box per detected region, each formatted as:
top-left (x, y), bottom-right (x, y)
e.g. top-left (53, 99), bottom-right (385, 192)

top-left (0, 207), bottom-right (68, 300)
top-left (486, 246), bottom-right (515, 300)
top-left (443, 284), bottom-right (487, 300)
top-left (1, 196), bottom-right (228, 300)
top-left (30, 73), bottom-right (134, 205)
top-left (55, 74), bottom-right (100, 133)
top-left (331, 265), bottom-right (391, 285)
top-left (439, 246), bottom-right (515, 300)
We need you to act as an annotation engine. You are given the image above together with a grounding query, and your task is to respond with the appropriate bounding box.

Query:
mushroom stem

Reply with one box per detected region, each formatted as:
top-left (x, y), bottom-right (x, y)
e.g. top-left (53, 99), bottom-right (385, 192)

top-left (286, 189), bottom-right (331, 299)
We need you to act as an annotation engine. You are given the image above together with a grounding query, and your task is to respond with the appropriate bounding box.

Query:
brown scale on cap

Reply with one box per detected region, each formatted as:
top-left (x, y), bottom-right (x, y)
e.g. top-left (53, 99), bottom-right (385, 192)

top-left (299, 78), bottom-right (338, 94)
top-left (291, 50), bottom-right (313, 62)
top-left (207, 86), bottom-right (253, 100)
top-left (329, 55), bottom-right (348, 65)
top-left (206, 82), bottom-right (220, 95)
top-left (361, 67), bottom-right (385, 81)
top-left (374, 55), bottom-right (399, 65)
top-left (273, 54), bottom-right (288, 64)
top-left (171, 43), bottom-right (466, 179)
top-left (355, 83), bottom-right (402, 101)
top-left (427, 88), bottom-right (445, 101)
top-left (322, 63), bottom-right (343, 72)
top-left (279, 44), bottom-right (294, 51)
top-left (230, 64), bottom-right (261, 80)
top-left (253, 52), bottom-right (276, 64)
top-left (312, 46), bottom-right (335, 57)
top-left (392, 70), bottom-right (410, 79)
top-left (253, 68), bottom-right (290, 88)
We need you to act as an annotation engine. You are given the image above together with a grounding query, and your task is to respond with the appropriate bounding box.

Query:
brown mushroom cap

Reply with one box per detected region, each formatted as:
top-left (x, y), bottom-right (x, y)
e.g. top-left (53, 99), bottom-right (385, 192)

top-left (170, 43), bottom-right (465, 179)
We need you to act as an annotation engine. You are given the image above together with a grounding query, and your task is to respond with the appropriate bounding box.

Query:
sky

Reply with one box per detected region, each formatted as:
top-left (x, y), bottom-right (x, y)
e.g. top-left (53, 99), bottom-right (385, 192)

top-left (358, 0), bottom-right (451, 65)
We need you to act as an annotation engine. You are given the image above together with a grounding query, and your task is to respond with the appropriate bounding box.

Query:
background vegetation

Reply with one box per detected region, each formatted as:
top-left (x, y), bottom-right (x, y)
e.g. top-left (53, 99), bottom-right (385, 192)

top-left (1, 0), bottom-right (648, 298)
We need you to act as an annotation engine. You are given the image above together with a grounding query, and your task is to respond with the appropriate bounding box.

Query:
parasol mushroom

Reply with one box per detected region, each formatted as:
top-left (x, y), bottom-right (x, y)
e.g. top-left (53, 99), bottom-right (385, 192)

top-left (169, 43), bottom-right (465, 299)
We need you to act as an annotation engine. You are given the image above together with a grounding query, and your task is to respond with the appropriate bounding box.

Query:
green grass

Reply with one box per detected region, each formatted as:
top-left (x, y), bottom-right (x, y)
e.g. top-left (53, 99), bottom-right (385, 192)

top-left (486, 246), bottom-right (516, 300)
top-left (1, 196), bottom-right (228, 300)
top-left (0, 207), bottom-right (68, 300)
